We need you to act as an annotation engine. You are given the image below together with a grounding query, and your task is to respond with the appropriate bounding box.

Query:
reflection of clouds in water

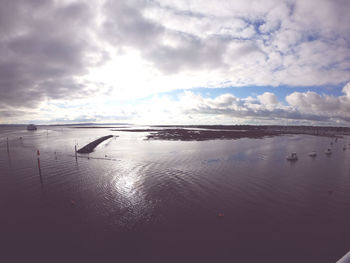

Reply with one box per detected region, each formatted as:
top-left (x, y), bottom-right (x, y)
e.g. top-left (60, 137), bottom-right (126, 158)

top-left (227, 152), bottom-right (266, 163)
top-left (201, 158), bottom-right (222, 165)
top-left (202, 153), bottom-right (263, 165)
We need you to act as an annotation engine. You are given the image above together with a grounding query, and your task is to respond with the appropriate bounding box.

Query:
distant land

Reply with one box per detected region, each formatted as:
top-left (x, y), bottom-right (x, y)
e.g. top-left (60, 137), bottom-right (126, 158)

top-left (111, 125), bottom-right (350, 141)
top-left (0, 122), bottom-right (131, 127)
top-left (2, 123), bottom-right (350, 141)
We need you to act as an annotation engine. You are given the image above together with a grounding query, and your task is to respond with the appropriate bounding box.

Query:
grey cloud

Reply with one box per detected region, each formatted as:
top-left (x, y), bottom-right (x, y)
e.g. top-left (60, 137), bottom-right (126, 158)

top-left (103, 0), bottom-right (163, 47)
top-left (145, 35), bottom-right (228, 73)
top-left (187, 103), bottom-right (331, 123)
top-left (1, 0), bottom-right (350, 124)
top-left (0, 109), bottom-right (29, 118)
top-left (0, 0), bottom-right (103, 109)
top-left (102, 0), bottom-right (350, 86)
top-left (102, 0), bottom-right (254, 73)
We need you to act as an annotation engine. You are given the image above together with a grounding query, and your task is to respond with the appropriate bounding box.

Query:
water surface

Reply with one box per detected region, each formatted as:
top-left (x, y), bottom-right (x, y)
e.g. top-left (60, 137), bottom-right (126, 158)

top-left (1, 126), bottom-right (350, 262)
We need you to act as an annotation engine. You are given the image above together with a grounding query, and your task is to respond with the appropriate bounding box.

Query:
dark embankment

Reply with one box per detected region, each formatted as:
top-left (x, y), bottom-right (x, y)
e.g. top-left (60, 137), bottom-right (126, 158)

top-left (77, 135), bottom-right (114, 153)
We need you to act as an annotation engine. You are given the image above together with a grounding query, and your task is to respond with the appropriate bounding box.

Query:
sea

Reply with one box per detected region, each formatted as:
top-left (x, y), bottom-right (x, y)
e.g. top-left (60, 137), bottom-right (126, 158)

top-left (1, 125), bottom-right (350, 263)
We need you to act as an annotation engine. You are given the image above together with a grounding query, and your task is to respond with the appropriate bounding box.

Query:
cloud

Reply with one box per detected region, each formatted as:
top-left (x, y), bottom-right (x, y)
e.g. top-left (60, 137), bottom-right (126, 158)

top-left (0, 0), bottom-right (104, 109)
top-left (180, 91), bottom-right (297, 121)
top-left (9, 83), bottom-right (350, 125)
top-left (286, 83), bottom-right (350, 122)
top-left (257, 92), bottom-right (278, 106)
top-left (1, 0), bottom-right (350, 124)
top-left (179, 83), bottom-right (350, 124)
top-left (101, 0), bottom-right (350, 86)
top-left (102, 0), bottom-right (231, 73)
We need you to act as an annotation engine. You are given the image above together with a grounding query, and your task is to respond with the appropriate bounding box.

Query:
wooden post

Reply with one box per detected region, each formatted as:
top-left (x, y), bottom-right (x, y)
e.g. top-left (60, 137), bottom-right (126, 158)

top-left (37, 150), bottom-right (43, 184)
top-left (6, 137), bottom-right (9, 152)
top-left (75, 145), bottom-right (77, 161)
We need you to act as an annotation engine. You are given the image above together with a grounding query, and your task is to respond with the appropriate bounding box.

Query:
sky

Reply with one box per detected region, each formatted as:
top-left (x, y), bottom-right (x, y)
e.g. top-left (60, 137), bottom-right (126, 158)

top-left (1, 0), bottom-right (350, 125)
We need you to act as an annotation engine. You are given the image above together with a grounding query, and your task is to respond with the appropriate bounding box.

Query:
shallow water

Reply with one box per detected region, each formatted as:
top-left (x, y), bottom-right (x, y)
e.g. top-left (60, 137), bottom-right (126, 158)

top-left (1, 126), bottom-right (350, 262)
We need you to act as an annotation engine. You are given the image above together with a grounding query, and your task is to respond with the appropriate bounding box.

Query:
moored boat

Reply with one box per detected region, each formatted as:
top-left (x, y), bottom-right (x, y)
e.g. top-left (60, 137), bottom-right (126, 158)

top-left (27, 124), bottom-right (37, 131)
top-left (286, 152), bottom-right (298, 161)
top-left (325, 148), bottom-right (332, 155)
top-left (308, 151), bottom-right (317, 157)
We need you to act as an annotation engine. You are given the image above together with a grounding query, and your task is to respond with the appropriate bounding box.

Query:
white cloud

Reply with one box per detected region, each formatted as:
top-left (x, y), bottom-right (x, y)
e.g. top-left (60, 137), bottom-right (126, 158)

top-left (98, 0), bottom-right (350, 91)
top-left (258, 92), bottom-right (278, 105)
top-left (286, 83), bottom-right (350, 121)
top-left (1, 0), bottom-right (350, 124)
top-left (13, 82), bottom-right (350, 125)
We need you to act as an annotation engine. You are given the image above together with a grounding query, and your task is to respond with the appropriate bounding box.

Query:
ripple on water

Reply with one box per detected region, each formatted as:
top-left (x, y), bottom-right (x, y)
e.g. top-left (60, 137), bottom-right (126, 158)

top-left (1, 127), bottom-right (350, 262)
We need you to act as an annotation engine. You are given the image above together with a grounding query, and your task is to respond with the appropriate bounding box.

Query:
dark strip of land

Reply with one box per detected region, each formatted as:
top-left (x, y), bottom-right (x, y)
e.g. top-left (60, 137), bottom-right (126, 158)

top-left (145, 129), bottom-right (279, 141)
top-left (152, 125), bottom-right (350, 133)
top-left (71, 126), bottom-right (131, 129)
top-left (111, 129), bottom-right (160, 132)
top-left (112, 125), bottom-right (350, 141)
top-left (112, 128), bottom-right (280, 140)
top-left (77, 135), bottom-right (114, 153)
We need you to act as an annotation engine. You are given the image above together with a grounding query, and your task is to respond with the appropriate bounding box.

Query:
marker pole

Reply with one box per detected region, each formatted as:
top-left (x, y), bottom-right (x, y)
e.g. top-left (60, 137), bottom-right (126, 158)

top-left (75, 145), bottom-right (78, 161)
top-left (37, 150), bottom-right (43, 184)
top-left (6, 137), bottom-right (9, 152)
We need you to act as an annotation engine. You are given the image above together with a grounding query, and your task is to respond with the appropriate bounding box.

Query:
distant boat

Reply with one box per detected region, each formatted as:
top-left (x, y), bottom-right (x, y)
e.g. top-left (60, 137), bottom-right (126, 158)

top-left (325, 148), bottom-right (332, 155)
top-left (286, 152), bottom-right (298, 161)
top-left (27, 124), bottom-right (37, 131)
top-left (308, 151), bottom-right (317, 157)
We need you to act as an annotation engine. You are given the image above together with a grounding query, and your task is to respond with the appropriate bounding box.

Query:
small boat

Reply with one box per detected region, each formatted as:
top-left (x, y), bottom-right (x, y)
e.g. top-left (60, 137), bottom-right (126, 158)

top-left (308, 151), bottom-right (317, 157)
top-left (27, 124), bottom-right (37, 131)
top-left (286, 152), bottom-right (298, 161)
top-left (325, 148), bottom-right (332, 155)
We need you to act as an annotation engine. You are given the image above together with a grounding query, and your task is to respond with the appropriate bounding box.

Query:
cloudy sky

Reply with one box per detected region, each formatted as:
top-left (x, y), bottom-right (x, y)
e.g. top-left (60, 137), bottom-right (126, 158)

top-left (1, 0), bottom-right (350, 125)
